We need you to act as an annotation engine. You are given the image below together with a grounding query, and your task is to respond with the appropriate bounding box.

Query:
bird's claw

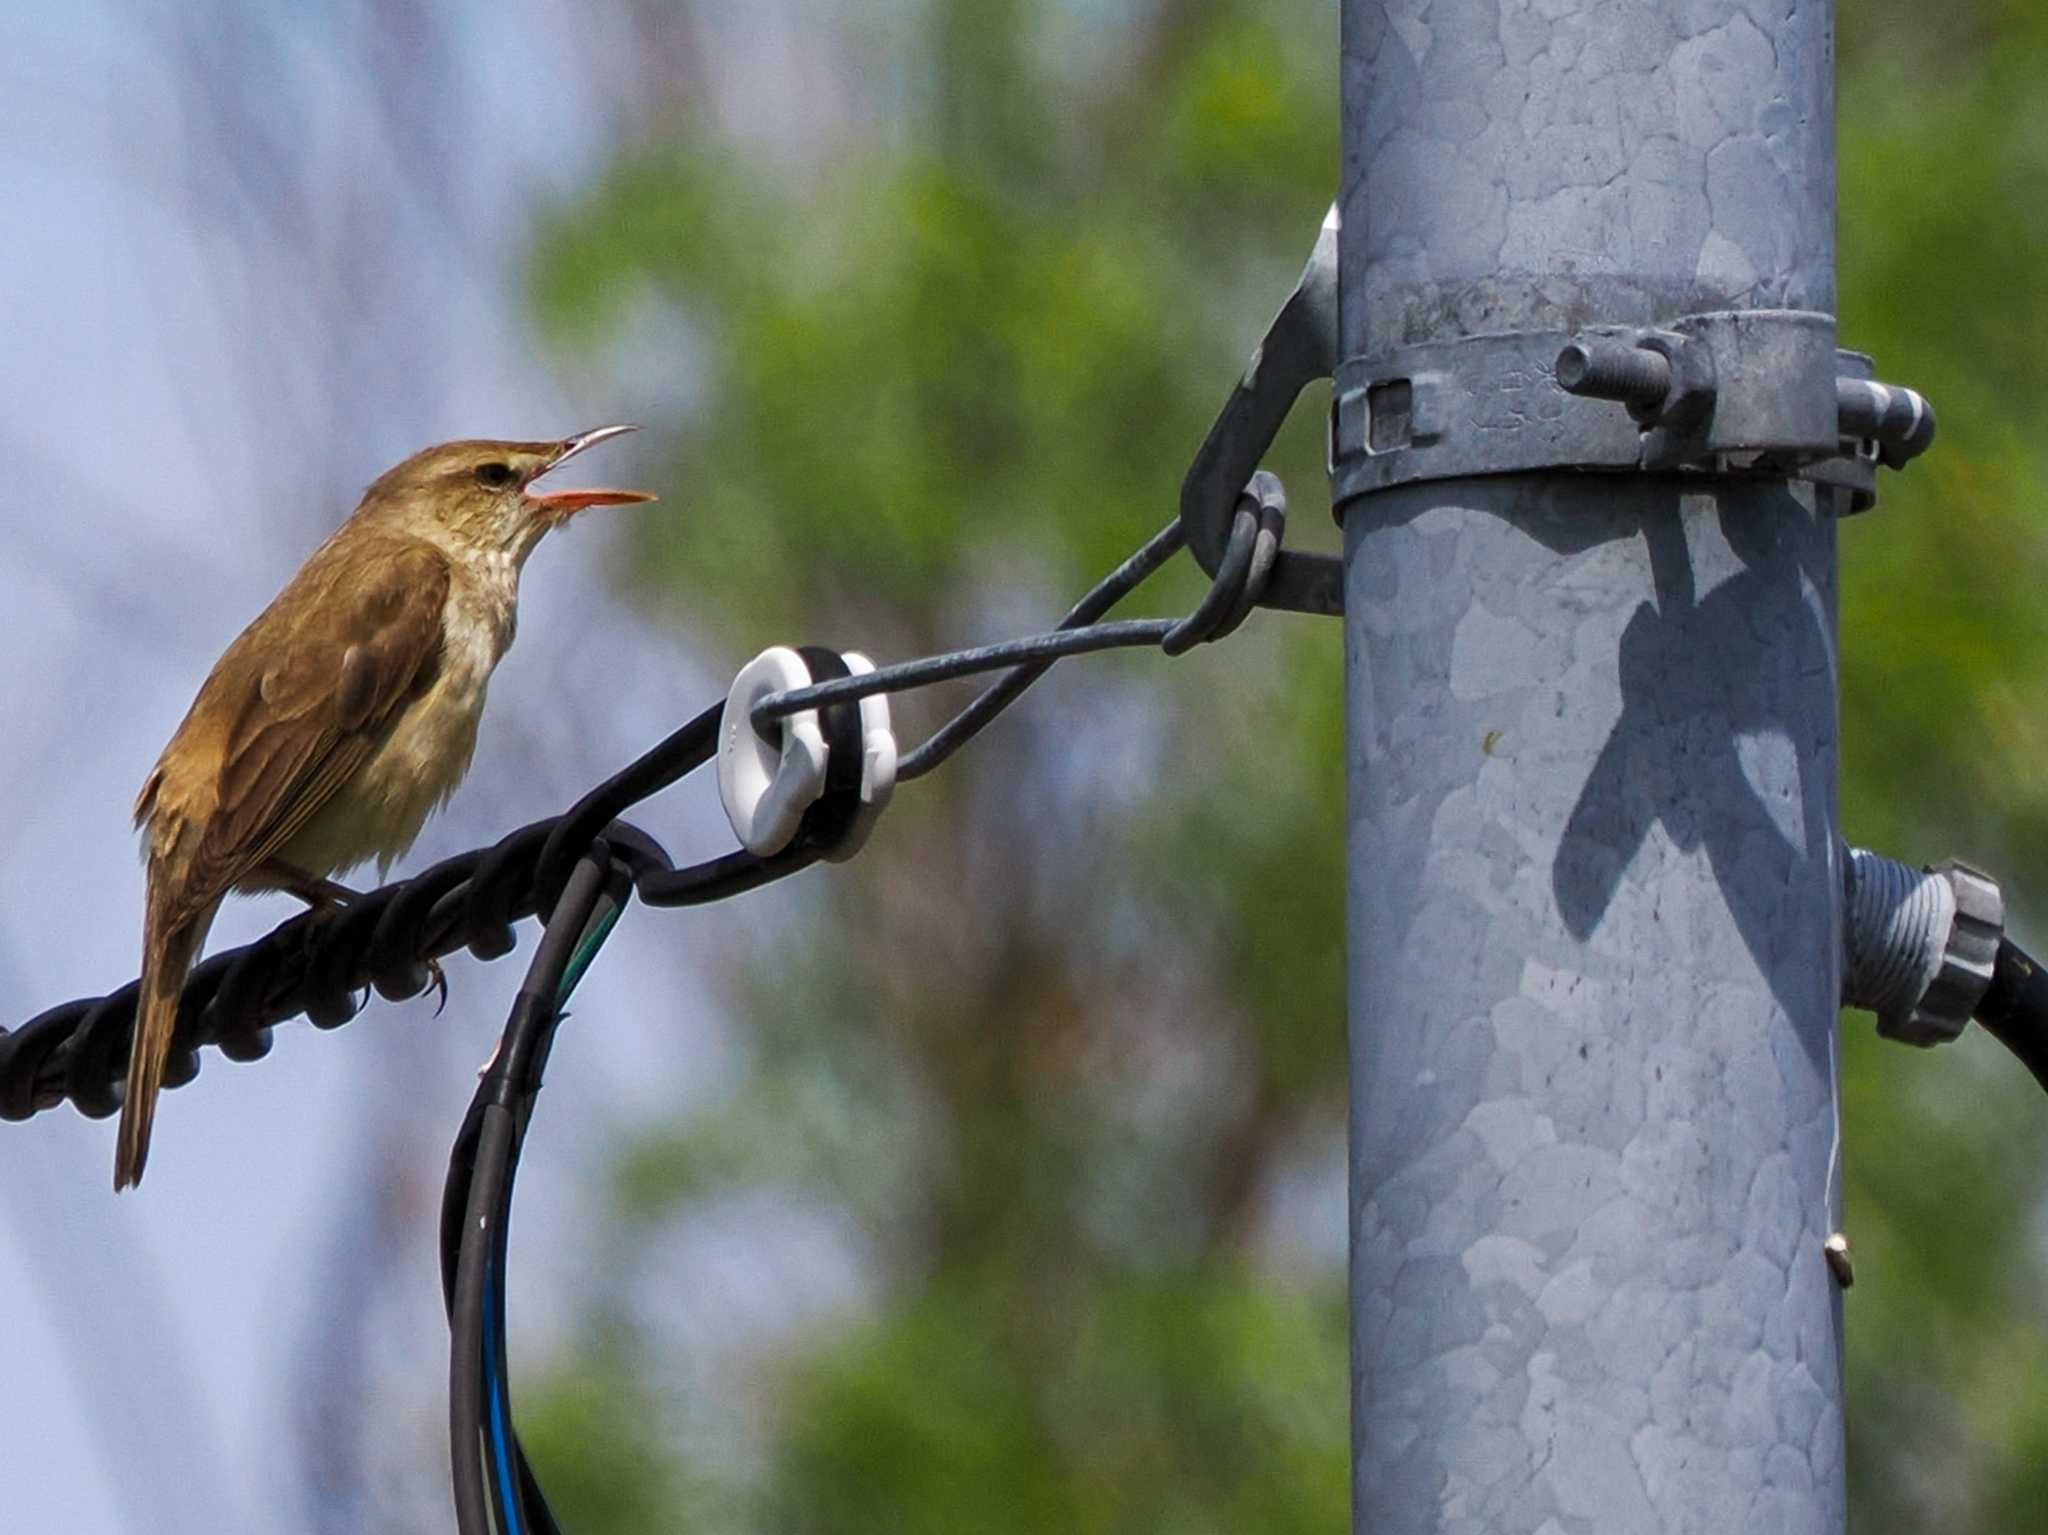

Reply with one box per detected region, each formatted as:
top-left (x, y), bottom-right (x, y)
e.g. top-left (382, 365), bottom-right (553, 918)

top-left (423, 954), bottom-right (450, 1015)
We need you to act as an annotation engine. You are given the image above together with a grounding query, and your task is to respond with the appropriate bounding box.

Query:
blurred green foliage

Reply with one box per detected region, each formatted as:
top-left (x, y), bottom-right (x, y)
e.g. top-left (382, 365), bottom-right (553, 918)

top-left (1836, 1), bottom-right (2048, 1525)
top-left (518, 1), bottom-right (2048, 1530)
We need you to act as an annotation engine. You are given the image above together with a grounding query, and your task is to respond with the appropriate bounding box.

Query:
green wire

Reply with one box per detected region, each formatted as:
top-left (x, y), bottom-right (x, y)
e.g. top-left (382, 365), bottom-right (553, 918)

top-left (557, 898), bottom-right (625, 1007)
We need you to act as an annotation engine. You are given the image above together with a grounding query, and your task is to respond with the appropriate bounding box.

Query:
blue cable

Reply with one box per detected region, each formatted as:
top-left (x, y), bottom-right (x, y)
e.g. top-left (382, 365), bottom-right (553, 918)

top-left (484, 1256), bottom-right (523, 1535)
top-left (470, 872), bottom-right (626, 1534)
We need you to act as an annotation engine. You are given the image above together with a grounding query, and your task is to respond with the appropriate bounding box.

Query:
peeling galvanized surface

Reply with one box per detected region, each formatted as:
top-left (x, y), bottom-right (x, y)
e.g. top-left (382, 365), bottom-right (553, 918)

top-left (1339, 3), bottom-right (1844, 1531)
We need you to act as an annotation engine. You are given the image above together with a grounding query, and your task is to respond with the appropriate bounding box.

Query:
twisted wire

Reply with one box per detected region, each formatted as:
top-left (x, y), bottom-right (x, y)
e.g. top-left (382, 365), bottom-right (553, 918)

top-left (0, 483), bottom-right (1285, 1125)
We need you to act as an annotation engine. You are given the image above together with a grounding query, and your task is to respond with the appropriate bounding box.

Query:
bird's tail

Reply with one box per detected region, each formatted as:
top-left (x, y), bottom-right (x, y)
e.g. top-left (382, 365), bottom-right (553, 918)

top-left (114, 895), bottom-right (214, 1191)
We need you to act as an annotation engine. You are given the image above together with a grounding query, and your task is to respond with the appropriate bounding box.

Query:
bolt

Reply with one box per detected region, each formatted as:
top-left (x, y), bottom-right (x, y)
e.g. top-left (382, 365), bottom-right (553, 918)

top-left (1555, 338), bottom-right (1672, 410)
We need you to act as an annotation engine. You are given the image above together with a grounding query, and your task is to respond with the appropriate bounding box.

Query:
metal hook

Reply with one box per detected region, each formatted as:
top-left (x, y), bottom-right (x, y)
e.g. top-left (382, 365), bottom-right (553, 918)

top-left (1176, 204), bottom-right (1344, 618)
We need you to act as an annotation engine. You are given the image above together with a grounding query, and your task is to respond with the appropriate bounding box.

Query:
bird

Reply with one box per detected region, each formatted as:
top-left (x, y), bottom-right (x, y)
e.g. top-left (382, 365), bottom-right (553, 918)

top-left (115, 427), bottom-right (655, 1189)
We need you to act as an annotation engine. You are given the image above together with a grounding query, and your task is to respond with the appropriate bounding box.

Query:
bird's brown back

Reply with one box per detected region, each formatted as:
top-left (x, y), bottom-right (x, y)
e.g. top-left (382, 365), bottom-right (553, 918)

top-left (136, 530), bottom-right (452, 921)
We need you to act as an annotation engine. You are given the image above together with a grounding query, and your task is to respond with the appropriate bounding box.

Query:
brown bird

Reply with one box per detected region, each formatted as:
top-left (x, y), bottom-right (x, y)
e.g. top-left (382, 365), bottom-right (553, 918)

top-left (116, 427), bottom-right (655, 1189)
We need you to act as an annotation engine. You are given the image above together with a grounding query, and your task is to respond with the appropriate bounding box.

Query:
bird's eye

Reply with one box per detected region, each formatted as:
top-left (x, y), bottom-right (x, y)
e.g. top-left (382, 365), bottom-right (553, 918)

top-left (474, 462), bottom-right (516, 490)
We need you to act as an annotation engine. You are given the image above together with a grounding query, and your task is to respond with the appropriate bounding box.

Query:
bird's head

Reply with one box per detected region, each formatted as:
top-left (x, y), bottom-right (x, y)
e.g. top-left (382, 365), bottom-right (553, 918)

top-left (360, 426), bottom-right (656, 562)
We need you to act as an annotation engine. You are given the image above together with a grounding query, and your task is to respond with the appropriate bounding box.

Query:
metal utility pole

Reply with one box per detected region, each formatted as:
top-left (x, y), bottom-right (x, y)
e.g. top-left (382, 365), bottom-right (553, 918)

top-left (1336, 4), bottom-right (1845, 1532)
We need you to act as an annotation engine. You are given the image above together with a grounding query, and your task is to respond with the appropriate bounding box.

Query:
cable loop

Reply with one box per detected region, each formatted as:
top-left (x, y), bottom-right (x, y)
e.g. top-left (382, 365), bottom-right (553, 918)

top-left (207, 940), bottom-right (278, 1049)
top-left (68, 995), bottom-right (132, 1119)
top-left (308, 901), bottom-right (385, 1027)
top-left (372, 859), bottom-right (475, 1000)
top-left (1164, 471), bottom-right (1286, 656)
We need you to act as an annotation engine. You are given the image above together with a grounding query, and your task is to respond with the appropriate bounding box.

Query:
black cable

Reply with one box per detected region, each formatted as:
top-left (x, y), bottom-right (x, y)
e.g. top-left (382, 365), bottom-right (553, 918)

top-left (0, 482), bottom-right (1298, 1535)
top-left (423, 495), bottom-right (1276, 1535)
top-left (445, 851), bottom-right (620, 1535)
top-left (1974, 937), bottom-right (2048, 1096)
top-left (0, 489), bottom-right (1280, 1125)
top-left (447, 1082), bottom-right (520, 1535)
top-left (441, 638), bottom-right (873, 1535)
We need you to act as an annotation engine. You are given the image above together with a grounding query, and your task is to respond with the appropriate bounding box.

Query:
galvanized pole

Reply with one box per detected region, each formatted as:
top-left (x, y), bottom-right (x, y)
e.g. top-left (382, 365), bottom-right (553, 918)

top-left (1336, 5), bottom-right (1845, 1534)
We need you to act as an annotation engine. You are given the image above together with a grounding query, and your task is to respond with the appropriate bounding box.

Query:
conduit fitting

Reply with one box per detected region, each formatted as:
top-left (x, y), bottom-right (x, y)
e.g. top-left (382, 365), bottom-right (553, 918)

top-left (1842, 848), bottom-right (2004, 1046)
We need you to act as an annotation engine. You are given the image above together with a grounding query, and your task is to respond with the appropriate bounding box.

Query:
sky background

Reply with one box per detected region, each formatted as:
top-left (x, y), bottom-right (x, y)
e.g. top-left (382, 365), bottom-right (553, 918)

top-left (0, 4), bottom-right (778, 1528)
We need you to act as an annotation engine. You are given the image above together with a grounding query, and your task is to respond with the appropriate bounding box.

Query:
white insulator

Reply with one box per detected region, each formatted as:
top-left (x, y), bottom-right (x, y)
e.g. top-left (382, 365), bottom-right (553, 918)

top-left (824, 652), bottom-right (897, 863)
top-left (719, 647), bottom-right (830, 857)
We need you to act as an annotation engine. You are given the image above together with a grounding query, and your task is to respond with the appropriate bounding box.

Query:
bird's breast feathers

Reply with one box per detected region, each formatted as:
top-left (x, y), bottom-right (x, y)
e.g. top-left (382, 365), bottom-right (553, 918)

top-left (279, 560), bottom-right (516, 876)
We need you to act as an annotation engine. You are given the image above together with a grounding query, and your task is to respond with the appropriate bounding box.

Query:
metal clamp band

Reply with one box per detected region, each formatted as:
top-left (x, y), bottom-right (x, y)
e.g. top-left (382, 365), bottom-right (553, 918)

top-left (1178, 211), bottom-right (1939, 615)
top-left (1330, 313), bottom-right (1934, 514)
top-left (1330, 310), bottom-right (1843, 502)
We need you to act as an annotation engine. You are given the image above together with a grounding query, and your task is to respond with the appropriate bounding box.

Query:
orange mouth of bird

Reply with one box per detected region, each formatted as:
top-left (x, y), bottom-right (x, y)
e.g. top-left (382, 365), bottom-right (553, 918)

top-left (526, 485), bottom-right (657, 517)
top-left (526, 424), bottom-right (657, 519)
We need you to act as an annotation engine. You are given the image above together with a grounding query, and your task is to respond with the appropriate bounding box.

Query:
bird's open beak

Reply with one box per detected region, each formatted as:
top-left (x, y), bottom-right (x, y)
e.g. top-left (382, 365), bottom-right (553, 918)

top-left (526, 424), bottom-right (657, 518)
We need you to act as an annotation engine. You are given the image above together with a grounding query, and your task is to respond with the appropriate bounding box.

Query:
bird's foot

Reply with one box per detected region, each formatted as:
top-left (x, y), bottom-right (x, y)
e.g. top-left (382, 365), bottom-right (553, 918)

top-left (258, 858), bottom-right (446, 1010)
top-left (258, 858), bottom-right (364, 912)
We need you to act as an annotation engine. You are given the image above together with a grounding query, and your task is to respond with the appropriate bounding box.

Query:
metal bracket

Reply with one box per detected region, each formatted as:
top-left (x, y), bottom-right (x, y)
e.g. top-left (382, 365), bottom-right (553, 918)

top-left (1329, 313), bottom-right (1935, 514)
top-left (1177, 205), bottom-right (1344, 618)
top-left (1180, 211), bottom-right (1940, 608)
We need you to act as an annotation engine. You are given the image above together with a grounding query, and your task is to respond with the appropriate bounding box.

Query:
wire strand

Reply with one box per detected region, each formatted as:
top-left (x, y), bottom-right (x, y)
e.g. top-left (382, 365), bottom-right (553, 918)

top-left (900, 519), bottom-right (1185, 780)
top-left (753, 619), bottom-right (1177, 728)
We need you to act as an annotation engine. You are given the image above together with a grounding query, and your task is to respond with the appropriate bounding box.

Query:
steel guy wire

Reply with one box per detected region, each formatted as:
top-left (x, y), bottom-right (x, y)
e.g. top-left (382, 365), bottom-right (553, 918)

top-left (759, 475), bottom-right (1285, 740)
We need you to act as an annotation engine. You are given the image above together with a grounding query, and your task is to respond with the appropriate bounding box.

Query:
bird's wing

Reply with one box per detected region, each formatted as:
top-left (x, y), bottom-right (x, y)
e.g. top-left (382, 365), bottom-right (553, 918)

top-left (179, 540), bottom-right (452, 904)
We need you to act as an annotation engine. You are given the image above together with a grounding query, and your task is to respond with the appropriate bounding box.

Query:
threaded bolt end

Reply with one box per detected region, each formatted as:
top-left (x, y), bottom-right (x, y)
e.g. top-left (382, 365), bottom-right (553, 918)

top-left (1555, 339), bottom-right (1672, 408)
